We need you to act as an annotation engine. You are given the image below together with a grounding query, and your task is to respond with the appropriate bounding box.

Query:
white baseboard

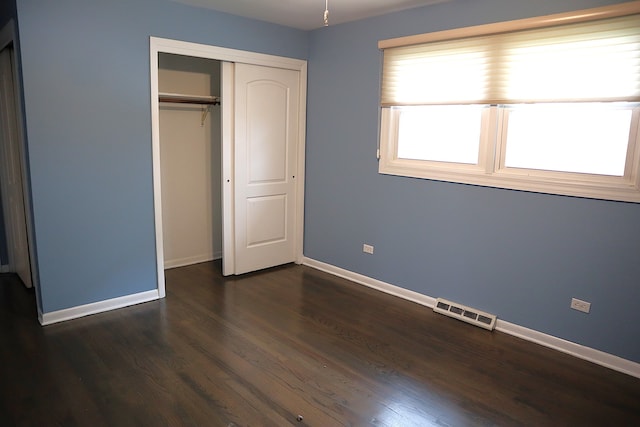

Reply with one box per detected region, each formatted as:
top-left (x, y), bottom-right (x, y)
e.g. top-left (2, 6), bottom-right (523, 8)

top-left (303, 257), bottom-right (437, 308)
top-left (39, 289), bottom-right (160, 326)
top-left (302, 257), bottom-right (640, 379)
top-left (164, 251), bottom-right (221, 269)
top-left (495, 321), bottom-right (640, 379)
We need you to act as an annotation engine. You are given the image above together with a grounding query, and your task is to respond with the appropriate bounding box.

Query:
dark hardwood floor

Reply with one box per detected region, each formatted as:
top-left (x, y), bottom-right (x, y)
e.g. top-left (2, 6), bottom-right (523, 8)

top-left (1, 262), bottom-right (639, 426)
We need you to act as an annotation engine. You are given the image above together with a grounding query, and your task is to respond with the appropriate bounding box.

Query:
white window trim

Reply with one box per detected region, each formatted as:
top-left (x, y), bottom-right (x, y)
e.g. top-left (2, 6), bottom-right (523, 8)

top-left (378, 1), bottom-right (640, 203)
top-left (378, 1), bottom-right (640, 50)
top-left (380, 106), bottom-right (640, 202)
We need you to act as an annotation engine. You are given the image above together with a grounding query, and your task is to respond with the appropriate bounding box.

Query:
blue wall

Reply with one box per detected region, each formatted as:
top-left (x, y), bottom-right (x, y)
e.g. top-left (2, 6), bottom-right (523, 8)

top-left (15, 0), bottom-right (307, 313)
top-left (12, 0), bottom-right (640, 364)
top-left (305, 0), bottom-right (640, 363)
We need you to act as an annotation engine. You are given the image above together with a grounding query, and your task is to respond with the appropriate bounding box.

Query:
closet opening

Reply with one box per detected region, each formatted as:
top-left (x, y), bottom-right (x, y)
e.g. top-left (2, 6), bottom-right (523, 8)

top-left (158, 53), bottom-right (223, 272)
top-left (150, 37), bottom-right (307, 297)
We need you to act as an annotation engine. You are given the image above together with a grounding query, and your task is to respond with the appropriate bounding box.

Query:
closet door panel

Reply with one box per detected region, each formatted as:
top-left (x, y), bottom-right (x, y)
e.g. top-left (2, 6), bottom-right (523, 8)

top-left (233, 63), bottom-right (299, 275)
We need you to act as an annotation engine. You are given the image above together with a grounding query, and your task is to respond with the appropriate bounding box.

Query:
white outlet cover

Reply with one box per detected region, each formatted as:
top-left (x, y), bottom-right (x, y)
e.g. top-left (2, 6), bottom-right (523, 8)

top-left (570, 298), bottom-right (591, 313)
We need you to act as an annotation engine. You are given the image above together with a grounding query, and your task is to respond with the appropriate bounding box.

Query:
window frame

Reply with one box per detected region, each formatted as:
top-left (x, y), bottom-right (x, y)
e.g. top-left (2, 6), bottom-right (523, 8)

top-left (380, 104), bottom-right (640, 202)
top-left (378, 1), bottom-right (640, 203)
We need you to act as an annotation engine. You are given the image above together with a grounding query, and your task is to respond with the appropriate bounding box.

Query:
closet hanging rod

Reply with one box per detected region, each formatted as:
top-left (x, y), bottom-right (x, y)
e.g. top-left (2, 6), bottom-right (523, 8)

top-left (158, 92), bottom-right (220, 105)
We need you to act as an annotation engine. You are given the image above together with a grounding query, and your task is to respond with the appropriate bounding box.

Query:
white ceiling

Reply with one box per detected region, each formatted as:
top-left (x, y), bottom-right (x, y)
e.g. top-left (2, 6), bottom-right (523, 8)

top-left (171, 0), bottom-right (449, 30)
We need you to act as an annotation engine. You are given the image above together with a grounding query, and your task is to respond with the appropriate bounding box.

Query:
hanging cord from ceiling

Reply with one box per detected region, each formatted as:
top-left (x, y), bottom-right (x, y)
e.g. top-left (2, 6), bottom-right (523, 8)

top-left (324, 0), bottom-right (329, 26)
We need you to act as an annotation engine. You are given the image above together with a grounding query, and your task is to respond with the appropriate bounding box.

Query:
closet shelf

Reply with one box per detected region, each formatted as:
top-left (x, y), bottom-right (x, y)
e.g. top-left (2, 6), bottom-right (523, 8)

top-left (159, 92), bottom-right (220, 105)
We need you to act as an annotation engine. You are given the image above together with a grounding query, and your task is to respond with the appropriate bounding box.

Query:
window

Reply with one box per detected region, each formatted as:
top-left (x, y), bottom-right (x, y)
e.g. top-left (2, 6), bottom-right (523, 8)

top-left (396, 105), bottom-right (484, 164)
top-left (378, 3), bottom-right (640, 203)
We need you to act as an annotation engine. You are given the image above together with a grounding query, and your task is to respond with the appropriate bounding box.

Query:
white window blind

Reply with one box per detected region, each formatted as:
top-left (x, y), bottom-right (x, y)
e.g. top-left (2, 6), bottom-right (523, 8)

top-left (378, 2), bottom-right (640, 203)
top-left (381, 14), bottom-right (640, 106)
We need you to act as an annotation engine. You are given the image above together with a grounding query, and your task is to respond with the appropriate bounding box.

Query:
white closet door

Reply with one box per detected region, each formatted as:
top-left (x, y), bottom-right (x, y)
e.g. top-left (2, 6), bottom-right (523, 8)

top-left (232, 63), bottom-right (299, 275)
top-left (0, 48), bottom-right (31, 287)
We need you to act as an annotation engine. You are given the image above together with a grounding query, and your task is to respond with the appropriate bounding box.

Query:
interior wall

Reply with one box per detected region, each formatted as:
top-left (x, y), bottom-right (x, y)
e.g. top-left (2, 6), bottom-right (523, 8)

top-left (158, 54), bottom-right (222, 268)
top-left (305, 0), bottom-right (640, 363)
top-left (15, 0), bottom-right (307, 314)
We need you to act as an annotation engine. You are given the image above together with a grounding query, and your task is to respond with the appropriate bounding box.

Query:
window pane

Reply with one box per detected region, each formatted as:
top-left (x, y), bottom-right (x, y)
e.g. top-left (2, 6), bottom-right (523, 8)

top-left (504, 103), bottom-right (633, 176)
top-left (396, 105), bottom-right (484, 164)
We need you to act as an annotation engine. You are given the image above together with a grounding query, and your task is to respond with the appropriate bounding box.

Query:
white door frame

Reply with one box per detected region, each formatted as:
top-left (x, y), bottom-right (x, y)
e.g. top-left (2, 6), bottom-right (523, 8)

top-left (0, 20), bottom-right (37, 292)
top-left (149, 37), bottom-right (307, 297)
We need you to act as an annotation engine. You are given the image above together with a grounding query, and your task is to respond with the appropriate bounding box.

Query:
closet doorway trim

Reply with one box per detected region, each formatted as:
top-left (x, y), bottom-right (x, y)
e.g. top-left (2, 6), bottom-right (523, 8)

top-left (149, 37), bottom-right (307, 297)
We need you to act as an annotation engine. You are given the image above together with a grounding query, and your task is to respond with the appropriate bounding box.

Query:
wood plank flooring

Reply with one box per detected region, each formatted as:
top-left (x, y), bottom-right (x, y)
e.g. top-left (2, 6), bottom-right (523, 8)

top-left (1, 262), bottom-right (639, 426)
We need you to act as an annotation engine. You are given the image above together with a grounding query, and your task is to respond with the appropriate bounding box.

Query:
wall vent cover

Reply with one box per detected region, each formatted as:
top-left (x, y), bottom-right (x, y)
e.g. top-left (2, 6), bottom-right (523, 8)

top-left (433, 298), bottom-right (497, 330)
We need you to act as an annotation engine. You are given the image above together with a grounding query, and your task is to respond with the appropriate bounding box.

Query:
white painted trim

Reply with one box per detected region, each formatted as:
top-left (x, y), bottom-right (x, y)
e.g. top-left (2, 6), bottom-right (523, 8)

top-left (39, 290), bottom-right (160, 326)
top-left (302, 257), bottom-right (640, 379)
top-left (150, 41), bottom-right (166, 299)
top-left (379, 106), bottom-right (640, 204)
top-left (302, 257), bottom-right (437, 308)
top-left (379, 1), bottom-right (640, 49)
top-left (164, 252), bottom-right (221, 269)
top-left (295, 63), bottom-right (307, 265)
top-left (221, 61), bottom-right (235, 276)
top-left (495, 321), bottom-right (640, 379)
top-left (150, 37), bottom-right (307, 69)
top-left (150, 36), bottom-right (307, 281)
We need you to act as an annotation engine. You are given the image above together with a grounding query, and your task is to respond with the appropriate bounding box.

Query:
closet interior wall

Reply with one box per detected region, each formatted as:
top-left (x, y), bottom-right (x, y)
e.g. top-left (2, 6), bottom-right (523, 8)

top-left (159, 54), bottom-right (222, 269)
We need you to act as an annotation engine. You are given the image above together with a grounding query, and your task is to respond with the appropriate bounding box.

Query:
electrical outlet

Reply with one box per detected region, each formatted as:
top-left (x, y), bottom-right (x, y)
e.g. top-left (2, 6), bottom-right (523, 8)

top-left (570, 298), bottom-right (591, 313)
top-left (363, 244), bottom-right (374, 254)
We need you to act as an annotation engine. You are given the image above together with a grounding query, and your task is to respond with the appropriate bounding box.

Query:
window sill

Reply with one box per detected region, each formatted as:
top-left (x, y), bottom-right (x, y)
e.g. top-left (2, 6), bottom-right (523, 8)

top-left (379, 159), bottom-right (640, 203)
